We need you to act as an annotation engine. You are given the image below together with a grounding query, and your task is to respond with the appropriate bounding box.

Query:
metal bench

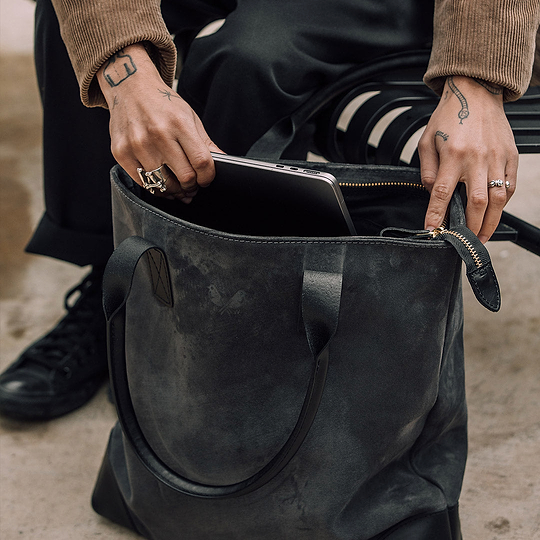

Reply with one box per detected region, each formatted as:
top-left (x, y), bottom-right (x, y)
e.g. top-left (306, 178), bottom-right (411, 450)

top-left (257, 50), bottom-right (540, 255)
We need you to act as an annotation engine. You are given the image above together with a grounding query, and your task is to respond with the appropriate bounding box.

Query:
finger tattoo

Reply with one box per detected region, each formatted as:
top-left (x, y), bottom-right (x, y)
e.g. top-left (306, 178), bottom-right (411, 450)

top-left (435, 131), bottom-right (449, 142)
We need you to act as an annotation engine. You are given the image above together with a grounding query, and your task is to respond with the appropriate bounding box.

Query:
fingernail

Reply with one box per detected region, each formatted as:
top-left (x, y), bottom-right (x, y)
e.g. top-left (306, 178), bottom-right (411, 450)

top-left (180, 197), bottom-right (193, 205)
top-left (478, 235), bottom-right (488, 244)
top-left (426, 226), bottom-right (435, 232)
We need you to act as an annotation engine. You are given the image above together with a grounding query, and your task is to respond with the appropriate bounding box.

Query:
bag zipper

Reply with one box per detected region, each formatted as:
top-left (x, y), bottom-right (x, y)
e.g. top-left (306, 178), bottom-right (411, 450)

top-left (430, 226), bottom-right (482, 268)
top-left (339, 180), bottom-right (500, 311)
top-left (339, 181), bottom-right (426, 190)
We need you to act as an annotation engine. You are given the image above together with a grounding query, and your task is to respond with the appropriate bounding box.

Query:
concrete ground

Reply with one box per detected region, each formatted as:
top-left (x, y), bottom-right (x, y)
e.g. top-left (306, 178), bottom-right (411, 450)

top-left (1, 1), bottom-right (539, 539)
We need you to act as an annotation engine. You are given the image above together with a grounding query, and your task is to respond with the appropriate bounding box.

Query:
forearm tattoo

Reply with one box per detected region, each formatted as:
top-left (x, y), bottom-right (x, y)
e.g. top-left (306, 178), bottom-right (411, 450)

top-left (103, 50), bottom-right (137, 87)
top-left (473, 78), bottom-right (503, 95)
top-left (447, 76), bottom-right (469, 124)
top-left (435, 131), bottom-right (449, 142)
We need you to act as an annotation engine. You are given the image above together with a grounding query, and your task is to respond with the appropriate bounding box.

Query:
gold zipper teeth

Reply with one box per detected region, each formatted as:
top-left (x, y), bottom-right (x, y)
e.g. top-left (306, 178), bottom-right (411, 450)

top-left (339, 182), bottom-right (426, 189)
top-left (435, 229), bottom-right (483, 268)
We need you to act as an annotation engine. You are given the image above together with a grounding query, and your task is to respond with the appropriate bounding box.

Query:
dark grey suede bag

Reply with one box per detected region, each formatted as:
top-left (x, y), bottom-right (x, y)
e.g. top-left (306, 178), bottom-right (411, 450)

top-left (92, 162), bottom-right (500, 540)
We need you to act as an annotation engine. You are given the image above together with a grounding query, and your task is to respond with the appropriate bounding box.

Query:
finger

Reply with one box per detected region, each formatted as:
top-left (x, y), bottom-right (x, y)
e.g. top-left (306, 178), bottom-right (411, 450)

top-left (165, 155), bottom-right (203, 200)
top-left (418, 130), bottom-right (444, 230)
top-left (418, 130), bottom-right (440, 192)
top-left (133, 137), bottom-right (199, 201)
top-left (173, 115), bottom-right (221, 189)
top-left (421, 143), bottom-right (459, 231)
top-left (504, 151), bottom-right (519, 203)
top-left (157, 163), bottom-right (194, 200)
top-left (463, 168), bottom-right (489, 236)
top-left (119, 157), bottom-right (149, 189)
top-left (135, 158), bottom-right (194, 203)
top-left (477, 175), bottom-right (508, 244)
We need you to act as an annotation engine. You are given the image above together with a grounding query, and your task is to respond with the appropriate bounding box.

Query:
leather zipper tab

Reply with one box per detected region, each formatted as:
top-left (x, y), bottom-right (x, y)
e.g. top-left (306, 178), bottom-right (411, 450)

top-left (432, 225), bottom-right (501, 312)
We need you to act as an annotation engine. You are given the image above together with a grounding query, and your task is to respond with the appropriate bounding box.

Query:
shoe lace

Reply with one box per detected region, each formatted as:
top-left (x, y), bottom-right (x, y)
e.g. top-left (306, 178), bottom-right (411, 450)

top-left (21, 268), bottom-right (105, 372)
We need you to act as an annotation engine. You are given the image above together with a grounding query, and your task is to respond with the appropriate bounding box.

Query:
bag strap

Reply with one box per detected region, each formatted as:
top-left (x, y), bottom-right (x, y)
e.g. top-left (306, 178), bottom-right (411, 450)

top-left (102, 236), bottom-right (344, 498)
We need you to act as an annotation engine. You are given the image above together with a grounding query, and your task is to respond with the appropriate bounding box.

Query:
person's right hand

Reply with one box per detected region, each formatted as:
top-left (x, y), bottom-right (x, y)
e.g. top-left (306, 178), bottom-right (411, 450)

top-left (97, 43), bottom-right (223, 203)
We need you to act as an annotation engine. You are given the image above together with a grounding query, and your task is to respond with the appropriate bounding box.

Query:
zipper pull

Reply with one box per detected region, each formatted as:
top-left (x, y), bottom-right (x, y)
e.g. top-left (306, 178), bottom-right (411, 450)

top-left (432, 225), bottom-right (501, 312)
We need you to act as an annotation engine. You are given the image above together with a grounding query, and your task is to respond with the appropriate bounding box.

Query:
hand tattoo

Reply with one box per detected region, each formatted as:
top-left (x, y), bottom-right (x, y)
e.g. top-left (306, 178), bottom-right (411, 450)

top-left (447, 76), bottom-right (469, 124)
top-left (435, 131), bottom-right (449, 142)
top-left (473, 78), bottom-right (503, 95)
top-left (103, 50), bottom-right (137, 87)
top-left (158, 88), bottom-right (181, 101)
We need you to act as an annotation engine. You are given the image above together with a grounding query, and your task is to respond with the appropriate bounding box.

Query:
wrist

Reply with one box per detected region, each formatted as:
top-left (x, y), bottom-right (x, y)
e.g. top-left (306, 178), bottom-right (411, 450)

top-left (445, 75), bottom-right (504, 102)
top-left (97, 44), bottom-right (161, 107)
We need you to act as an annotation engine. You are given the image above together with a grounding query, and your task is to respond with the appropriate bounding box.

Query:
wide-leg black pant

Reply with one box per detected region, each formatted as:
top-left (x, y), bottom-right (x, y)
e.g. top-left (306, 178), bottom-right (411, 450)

top-left (27, 0), bottom-right (433, 266)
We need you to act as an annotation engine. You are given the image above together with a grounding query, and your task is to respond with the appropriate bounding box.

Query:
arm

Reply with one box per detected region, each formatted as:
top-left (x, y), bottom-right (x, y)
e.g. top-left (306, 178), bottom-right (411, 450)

top-left (420, 0), bottom-right (540, 242)
top-left (50, 1), bottom-right (220, 198)
top-left (50, 0), bottom-right (177, 107)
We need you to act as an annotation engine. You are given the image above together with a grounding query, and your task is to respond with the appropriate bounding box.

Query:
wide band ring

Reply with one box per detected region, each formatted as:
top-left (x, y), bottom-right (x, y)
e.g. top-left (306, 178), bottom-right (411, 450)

top-left (137, 165), bottom-right (167, 194)
top-left (488, 179), bottom-right (510, 189)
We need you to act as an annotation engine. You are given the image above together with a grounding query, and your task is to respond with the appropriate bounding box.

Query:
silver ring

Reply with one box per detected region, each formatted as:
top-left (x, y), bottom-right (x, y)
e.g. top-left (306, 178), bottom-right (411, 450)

top-left (505, 180), bottom-right (511, 189)
top-left (137, 165), bottom-right (167, 194)
top-left (488, 179), bottom-right (507, 188)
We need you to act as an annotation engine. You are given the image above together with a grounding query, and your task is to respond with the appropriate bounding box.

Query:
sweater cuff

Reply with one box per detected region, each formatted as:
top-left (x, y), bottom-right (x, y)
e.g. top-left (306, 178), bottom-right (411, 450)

top-left (424, 0), bottom-right (540, 102)
top-left (52, 0), bottom-right (177, 107)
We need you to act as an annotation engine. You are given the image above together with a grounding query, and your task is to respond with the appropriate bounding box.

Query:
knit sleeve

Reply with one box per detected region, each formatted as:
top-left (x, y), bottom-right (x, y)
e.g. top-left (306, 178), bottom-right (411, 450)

top-left (51, 0), bottom-right (177, 108)
top-left (425, 0), bottom-right (540, 102)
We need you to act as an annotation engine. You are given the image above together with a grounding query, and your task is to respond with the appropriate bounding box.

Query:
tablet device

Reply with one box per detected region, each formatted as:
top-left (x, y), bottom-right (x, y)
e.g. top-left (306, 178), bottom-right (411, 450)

top-left (197, 153), bottom-right (356, 237)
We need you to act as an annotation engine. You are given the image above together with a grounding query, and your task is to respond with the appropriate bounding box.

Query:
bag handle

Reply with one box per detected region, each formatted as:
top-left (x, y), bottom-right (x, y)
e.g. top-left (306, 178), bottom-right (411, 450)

top-left (103, 236), bottom-right (344, 499)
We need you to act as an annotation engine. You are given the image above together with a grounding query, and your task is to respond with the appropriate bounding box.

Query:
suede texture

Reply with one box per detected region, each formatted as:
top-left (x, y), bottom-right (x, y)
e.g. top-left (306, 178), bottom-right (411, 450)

top-left (94, 164), bottom-right (470, 539)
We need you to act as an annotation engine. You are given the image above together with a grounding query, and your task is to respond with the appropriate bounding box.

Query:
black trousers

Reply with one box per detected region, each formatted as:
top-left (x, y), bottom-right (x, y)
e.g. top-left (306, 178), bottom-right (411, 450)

top-left (27, 0), bottom-right (433, 267)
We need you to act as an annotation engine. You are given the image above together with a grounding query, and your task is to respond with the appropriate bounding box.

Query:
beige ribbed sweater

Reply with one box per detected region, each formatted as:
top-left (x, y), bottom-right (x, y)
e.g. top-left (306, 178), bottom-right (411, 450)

top-left (51, 0), bottom-right (540, 108)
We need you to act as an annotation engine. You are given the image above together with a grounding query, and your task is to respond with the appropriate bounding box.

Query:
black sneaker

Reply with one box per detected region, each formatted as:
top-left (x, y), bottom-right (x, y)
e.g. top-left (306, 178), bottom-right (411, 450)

top-left (0, 267), bottom-right (108, 420)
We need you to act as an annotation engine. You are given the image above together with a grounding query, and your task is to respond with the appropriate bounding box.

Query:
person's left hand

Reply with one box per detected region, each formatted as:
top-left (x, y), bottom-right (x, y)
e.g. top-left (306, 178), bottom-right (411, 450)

top-left (419, 75), bottom-right (519, 243)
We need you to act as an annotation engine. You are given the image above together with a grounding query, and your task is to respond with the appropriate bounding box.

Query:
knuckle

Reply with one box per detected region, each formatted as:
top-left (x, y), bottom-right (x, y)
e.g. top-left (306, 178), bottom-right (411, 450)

top-left (508, 145), bottom-right (519, 162)
top-left (420, 172), bottom-right (437, 188)
top-left (431, 183), bottom-right (452, 201)
top-left (472, 145), bottom-right (489, 161)
top-left (178, 169), bottom-right (197, 188)
top-left (111, 139), bottom-right (130, 163)
top-left (468, 190), bottom-right (488, 208)
top-left (191, 152), bottom-right (213, 171)
top-left (129, 133), bottom-right (148, 153)
top-left (443, 144), bottom-right (465, 159)
top-left (417, 136), bottom-right (430, 154)
top-left (490, 189), bottom-right (507, 206)
top-left (192, 154), bottom-right (216, 186)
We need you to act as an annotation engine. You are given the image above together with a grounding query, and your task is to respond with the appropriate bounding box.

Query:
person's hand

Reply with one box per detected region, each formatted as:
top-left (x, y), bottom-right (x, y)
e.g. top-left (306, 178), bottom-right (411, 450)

top-left (97, 44), bottom-right (223, 203)
top-left (418, 75), bottom-right (518, 242)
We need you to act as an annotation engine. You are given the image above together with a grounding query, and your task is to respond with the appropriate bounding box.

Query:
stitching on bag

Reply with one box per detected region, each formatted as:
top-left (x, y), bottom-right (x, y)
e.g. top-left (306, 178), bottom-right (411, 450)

top-left (115, 186), bottom-right (451, 250)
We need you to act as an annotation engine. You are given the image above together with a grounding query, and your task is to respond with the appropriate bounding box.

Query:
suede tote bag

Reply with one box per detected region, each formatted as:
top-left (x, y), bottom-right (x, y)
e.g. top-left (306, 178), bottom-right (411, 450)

top-left (92, 162), bottom-right (500, 540)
